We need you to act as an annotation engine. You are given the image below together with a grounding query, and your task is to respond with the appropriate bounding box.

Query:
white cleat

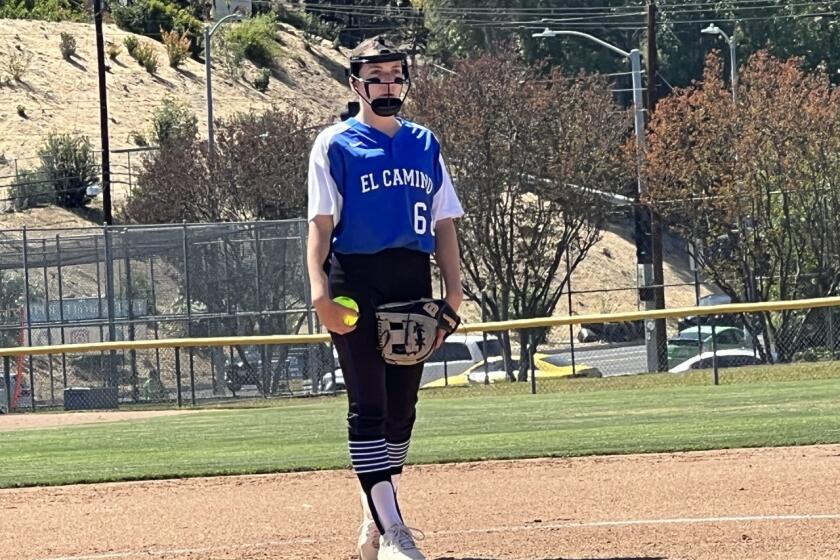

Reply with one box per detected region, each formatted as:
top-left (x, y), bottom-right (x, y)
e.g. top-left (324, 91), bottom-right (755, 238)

top-left (358, 519), bottom-right (381, 560)
top-left (378, 524), bottom-right (426, 560)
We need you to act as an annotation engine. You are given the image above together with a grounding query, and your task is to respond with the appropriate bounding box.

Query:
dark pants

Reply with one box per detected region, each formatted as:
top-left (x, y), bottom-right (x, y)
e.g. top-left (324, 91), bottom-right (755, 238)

top-left (329, 249), bottom-right (432, 496)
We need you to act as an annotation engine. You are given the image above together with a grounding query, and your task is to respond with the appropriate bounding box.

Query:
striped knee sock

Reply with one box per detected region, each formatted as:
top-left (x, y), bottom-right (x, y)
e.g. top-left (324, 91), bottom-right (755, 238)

top-left (387, 439), bottom-right (410, 474)
top-left (349, 438), bottom-right (391, 475)
top-left (349, 438), bottom-right (401, 532)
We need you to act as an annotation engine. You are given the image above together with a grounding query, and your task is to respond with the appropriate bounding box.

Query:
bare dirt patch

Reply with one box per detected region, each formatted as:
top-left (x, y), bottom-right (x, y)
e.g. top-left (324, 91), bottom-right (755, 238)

top-left (1, 444), bottom-right (838, 559)
top-left (0, 409), bottom-right (203, 431)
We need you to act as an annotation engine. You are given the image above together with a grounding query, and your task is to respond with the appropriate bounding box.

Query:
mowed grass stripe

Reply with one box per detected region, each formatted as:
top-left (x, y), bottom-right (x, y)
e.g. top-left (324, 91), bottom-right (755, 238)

top-left (1, 378), bottom-right (839, 487)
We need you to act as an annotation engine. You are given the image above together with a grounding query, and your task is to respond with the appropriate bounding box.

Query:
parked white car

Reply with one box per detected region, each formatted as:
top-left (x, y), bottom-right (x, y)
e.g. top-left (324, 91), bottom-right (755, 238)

top-left (669, 348), bottom-right (769, 373)
top-left (315, 334), bottom-right (503, 393)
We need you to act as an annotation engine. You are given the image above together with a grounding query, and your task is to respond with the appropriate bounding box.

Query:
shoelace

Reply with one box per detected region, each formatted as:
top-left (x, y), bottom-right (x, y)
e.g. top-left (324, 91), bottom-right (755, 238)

top-left (391, 525), bottom-right (425, 550)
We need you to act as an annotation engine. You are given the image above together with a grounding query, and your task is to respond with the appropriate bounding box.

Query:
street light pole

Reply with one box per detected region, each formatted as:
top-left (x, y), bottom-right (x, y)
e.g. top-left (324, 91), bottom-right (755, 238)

top-left (533, 28), bottom-right (660, 373)
top-left (204, 13), bottom-right (243, 160)
top-left (702, 24), bottom-right (737, 103)
top-left (533, 30), bottom-right (646, 191)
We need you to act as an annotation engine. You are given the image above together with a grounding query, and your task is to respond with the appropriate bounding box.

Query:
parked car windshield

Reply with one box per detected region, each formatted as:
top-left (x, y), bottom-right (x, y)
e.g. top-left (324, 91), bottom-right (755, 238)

top-left (429, 342), bottom-right (473, 362)
top-left (540, 354), bottom-right (573, 367)
top-left (670, 330), bottom-right (705, 346)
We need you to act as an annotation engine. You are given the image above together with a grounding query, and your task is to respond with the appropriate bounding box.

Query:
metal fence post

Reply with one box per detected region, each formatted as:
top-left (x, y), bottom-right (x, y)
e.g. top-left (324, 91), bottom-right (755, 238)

top-left (181, 224), bottom-right (196, 394)
top-left (566, 249), bottom-right (577, 376)
top-left (221, 237), bottom-right (234, 394)
top-left (828, 306), bottom-right (836, 360)
top-left (104, 225), bottom-right (119, 389)
top-left (439, 274), bottom-right (448, 386)
top-left (711, 317), bottom-right (719, 386)
top-left (94, 234), bottom-right (106, 373)
top-left (41, 238), bottom-right (55, 404)
top-left (175, 347), bottom-right (183, 408)
top-left (481, 292), bottom-right (490, 385)
top-left (297, 219), bottom-right (315, 335)
top-left (21, 226), bottom-right (36, 411)
top-left (149, 257), bottom-right (161, 374)
top-left (124, 234), bottom-right (138, 402)
top-left (253, 225), bottom-right (268, 395)
top-left (126, 151), bottom-right (132, 199)
top-left (55, 235), bottom-right (67, 389)
top-left (3, 356), bottom-right (11, 412)
top-left (190, 350), bottom-right (196, 406)
top-left (529, 330), bottom-right (537, 395)
top-left (297, 219), bottom-right (317, 392)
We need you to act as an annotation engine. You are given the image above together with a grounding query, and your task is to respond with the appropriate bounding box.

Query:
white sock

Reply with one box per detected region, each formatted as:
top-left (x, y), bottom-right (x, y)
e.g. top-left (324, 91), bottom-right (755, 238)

top-left (391, 472), bottom-right (401, 494)
top-left (370, 481), bottom-right (403, 531)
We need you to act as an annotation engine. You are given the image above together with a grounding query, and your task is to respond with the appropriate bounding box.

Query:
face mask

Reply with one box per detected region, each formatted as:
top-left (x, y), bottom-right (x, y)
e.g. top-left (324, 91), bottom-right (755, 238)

top-left (351, 76), bottom-right (410, 117)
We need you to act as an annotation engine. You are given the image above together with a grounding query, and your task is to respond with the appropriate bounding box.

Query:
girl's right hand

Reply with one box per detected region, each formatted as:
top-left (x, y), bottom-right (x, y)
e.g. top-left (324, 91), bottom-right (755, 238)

top-left (314, 298), bottom-right (358, 335)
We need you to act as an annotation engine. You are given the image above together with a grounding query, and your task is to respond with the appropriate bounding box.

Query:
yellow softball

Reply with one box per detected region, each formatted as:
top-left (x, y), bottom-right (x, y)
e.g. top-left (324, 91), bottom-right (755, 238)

top-left (333, 296), bottom-right (359, 326)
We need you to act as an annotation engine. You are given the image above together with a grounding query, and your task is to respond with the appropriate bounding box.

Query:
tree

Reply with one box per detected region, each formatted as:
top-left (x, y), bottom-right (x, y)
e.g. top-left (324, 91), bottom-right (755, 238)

top-left (122, 105), bottom-right (319, 394)
top-left (409, 49), bottom-right (630, 380)
top-left (645, 51), bottom-right (840, 361)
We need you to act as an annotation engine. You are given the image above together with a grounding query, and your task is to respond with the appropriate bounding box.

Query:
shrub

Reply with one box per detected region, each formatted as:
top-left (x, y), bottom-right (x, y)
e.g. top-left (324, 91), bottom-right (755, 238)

top-left (0, 0), bottom-right (88, 22)
top-left (124, 35), bottom-right (139, 57)
top-left (792, 346), bottom-right (836, 363)
top-left (161, 27), bottom-right (190, 68)
top-left (128, 130), bottom-right (149, 146)
top-left (107, 42), bottom-right (122, 60)
top-left (275, 5), bottom-right (337, 44)
top-left (253, 67), bottom-right (270, 92)
top-left (37, 133), bottom-right (99, 208)
top-left (152, 97), bottom-right (198, 145)
top-left (216, 29), bottom-right (246, 79)
top-left (112, 0), bottom-right (202, 58)
top-left (59, 32), bottom-right (77, 60)
top-left (11, 169), bottom-right (56, 211)
top-left (135, 42), bottom-right (160, 74)
top-left (5, 48), bottom-right (32, 81)
top-left (224, 13), bottom-right (278, 67)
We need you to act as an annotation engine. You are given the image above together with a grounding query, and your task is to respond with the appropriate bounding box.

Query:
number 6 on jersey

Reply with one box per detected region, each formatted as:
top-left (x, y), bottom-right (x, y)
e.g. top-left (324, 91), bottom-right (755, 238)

top-left (414, 202), bottom-right (428, 234)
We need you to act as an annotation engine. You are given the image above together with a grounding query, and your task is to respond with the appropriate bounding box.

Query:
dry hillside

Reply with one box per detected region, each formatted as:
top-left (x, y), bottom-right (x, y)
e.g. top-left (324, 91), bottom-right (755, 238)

top-left (0, 17), bottom-right (351, 203)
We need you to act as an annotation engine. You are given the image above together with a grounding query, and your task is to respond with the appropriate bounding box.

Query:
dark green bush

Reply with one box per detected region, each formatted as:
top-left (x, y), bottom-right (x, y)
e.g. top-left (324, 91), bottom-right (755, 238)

top-left (37, 133), bottom-right (98, 208)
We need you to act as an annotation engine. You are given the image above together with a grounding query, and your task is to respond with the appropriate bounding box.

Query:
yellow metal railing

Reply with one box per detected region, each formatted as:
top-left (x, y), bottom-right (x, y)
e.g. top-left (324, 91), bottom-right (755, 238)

top-left (2, 295), bottom-right (839, 358)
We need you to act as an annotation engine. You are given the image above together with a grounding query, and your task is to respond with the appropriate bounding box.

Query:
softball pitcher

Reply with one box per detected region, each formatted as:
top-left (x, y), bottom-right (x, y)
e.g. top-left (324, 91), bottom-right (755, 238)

top-left (306, 36), bottom-right (464, 560)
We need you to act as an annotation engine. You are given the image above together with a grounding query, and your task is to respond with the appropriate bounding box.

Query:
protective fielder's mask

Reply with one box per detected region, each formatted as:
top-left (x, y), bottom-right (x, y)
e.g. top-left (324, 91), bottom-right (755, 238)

top-left (347, 43), bottom-right (411, 118)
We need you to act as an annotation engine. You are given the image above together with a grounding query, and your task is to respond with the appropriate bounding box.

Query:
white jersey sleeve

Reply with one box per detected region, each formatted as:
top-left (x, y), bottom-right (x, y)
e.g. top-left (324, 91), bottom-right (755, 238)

top-left (431, 155), bottom-right (464, 227)
top-left (307, 130), bottom-right (343, 225)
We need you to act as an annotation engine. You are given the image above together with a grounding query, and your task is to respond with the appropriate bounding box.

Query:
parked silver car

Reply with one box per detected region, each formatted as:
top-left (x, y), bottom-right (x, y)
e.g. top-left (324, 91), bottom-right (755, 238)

top-left (314, 334), bottom-right (503, 393)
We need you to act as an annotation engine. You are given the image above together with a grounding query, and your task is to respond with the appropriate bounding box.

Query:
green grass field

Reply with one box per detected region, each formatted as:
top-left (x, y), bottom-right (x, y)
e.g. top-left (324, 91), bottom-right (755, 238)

top-left (2, 374), bottom-right (840, 489)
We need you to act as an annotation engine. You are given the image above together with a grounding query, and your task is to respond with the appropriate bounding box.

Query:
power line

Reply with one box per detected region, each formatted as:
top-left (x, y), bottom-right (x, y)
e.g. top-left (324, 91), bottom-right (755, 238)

top-left (661, 11), bottom-right (838, 24)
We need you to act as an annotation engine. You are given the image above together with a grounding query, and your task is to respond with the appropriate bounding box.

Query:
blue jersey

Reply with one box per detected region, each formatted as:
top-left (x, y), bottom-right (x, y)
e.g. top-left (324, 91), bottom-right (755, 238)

top-left (308, 117), bottom-right (463, 255)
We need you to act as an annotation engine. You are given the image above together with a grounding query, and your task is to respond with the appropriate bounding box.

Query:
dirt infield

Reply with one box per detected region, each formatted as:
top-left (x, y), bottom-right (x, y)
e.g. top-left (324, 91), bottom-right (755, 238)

top-left (1, 445), bottom-right (838, 560)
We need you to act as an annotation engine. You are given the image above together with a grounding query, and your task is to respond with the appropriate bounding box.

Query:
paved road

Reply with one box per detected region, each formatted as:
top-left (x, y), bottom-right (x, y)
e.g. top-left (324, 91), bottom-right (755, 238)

top-left (570, 344), bottom-right (649, 377)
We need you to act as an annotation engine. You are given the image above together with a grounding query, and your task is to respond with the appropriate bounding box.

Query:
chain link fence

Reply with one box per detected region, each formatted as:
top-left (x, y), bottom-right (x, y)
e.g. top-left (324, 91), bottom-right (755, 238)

top-left (0, 219), bottom-right (326, 410)
top-left (420, 302), bottom-right (840, 397)
top-left (4, 297), bottom-right (838, 411)
top-left (2, 217), bottom-right (838, 411)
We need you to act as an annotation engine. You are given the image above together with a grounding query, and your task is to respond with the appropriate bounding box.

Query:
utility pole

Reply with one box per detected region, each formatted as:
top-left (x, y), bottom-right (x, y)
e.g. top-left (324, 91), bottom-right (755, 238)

top-left (533, 27), bottom-right (660, 373)
top-left (93, 0), bottom-right (112, 225)
top-left (645, 1), bottom-right (668, 372)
